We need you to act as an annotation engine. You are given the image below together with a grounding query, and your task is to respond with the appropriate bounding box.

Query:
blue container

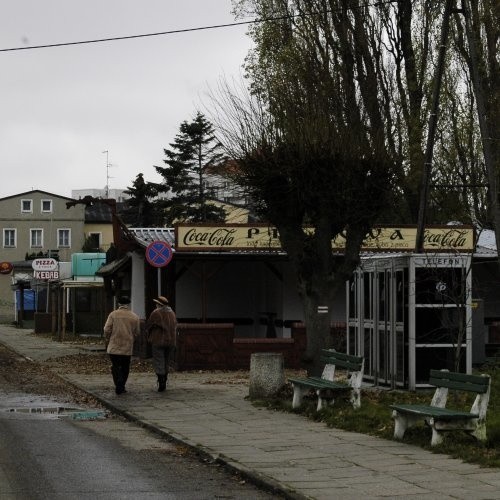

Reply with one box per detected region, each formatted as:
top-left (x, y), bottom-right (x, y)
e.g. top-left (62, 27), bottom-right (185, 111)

top-left (16, 289), bottom-right (36, 310)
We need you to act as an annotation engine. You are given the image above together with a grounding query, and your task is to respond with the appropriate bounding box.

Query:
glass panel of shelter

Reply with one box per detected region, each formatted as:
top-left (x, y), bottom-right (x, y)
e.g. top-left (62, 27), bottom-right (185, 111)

top-left (411, 258), bottom-right (471, 387)
top-left (394, 269), bottom-right (407, 385)
top-left (348, 262), bottom-right (409, 389)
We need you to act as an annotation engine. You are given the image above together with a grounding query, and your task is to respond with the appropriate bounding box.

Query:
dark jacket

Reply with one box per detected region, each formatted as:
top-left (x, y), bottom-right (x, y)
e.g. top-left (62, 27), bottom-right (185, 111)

top-left (146, 305), bottom-right (177, 347)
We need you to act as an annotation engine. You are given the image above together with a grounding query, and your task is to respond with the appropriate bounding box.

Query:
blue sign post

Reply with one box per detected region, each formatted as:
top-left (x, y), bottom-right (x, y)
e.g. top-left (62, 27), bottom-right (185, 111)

top-left (146, 241), bottom-right (173, 298)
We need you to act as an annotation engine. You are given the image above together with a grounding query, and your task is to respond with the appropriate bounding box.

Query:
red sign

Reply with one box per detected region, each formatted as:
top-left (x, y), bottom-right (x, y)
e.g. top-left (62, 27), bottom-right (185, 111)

top-left (0, 262), bottom-right (13, 274)
top-left (146, 241), bottom-right (173, 268)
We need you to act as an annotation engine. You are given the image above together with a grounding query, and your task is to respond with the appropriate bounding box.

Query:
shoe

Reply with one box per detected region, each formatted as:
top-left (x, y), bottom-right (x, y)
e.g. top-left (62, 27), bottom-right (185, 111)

top-left (116, 385), bottom-right (126, 395)
top-left (157, 374), bottom-right (167, 392)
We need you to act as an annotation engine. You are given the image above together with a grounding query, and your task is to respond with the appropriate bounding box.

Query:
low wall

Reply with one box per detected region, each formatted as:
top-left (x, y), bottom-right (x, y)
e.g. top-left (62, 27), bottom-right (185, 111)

top-left (175, 322), bottom-right (347, 371)
top-left (176, 323), bottom-right (234, 370)
top-left (34, 312), bottom-right (72, 335)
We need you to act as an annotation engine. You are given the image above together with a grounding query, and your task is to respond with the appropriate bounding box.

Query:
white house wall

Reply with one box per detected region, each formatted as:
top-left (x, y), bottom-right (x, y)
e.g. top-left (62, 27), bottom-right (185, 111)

top-left (131, 252), bottom-right (145, 318)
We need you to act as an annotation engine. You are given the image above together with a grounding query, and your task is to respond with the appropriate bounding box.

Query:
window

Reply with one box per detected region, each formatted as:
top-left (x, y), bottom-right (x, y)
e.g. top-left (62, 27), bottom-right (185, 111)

top-left (58, 229), bottom-right (71, 248)
top-left (30, 229), bottom-right (43, 248)
top-left (41, 199), bottom-right (53, 213)
top-left (88, 232), bottom-right (101, 251)
top-left (21, 199), bottom-right (33, 213)
top-left (3, 229), bottom-right (16, 248)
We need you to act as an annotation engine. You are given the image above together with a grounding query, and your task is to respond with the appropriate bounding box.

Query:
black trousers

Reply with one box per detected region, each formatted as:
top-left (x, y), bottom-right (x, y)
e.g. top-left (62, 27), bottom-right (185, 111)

top-left (109, 354), bottom-right (131, 391)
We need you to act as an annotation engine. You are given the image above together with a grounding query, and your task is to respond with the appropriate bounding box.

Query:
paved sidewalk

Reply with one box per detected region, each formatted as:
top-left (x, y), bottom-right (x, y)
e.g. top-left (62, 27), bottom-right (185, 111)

top-left (2, 325), bottom-right (500, 499)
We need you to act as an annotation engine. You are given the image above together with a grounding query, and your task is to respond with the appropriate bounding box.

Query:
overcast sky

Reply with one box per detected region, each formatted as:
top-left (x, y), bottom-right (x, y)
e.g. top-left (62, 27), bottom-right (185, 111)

top-left (0, 1), bottom-right (252, 199)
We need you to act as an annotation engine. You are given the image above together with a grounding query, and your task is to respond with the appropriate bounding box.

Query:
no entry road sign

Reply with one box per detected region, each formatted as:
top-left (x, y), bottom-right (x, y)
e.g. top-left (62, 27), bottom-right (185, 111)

top-left (146, 240), bottom-right (173, 268)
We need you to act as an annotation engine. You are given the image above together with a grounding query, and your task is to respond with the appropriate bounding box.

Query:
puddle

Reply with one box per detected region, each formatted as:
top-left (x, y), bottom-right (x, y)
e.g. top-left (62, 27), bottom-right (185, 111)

top-left (4, 407), bottom-right (107, 420)
top-left (6, 406), bottom-right (80, 415)
top-left (0, 392), bottom-right (107, 420)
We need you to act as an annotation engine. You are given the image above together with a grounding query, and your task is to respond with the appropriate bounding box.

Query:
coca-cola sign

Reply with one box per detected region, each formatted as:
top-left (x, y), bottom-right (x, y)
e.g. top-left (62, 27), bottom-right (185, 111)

top-left (176, 224), bottom-right (475, 252)
top-left (176, 224), bottom-right (281, 251)
top-left (332, 226), bottom-right (474, 252)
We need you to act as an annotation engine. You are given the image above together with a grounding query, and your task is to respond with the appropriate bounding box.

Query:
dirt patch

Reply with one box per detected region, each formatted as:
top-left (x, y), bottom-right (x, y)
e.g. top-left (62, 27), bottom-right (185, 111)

top-left (0, 344), bottom-right (104, 408)
top-left (45, 352), bottom-right (155, 375)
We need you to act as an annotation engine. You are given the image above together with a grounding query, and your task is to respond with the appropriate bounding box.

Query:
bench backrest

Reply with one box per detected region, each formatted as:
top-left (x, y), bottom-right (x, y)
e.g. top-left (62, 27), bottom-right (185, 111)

top-left (429, 369), bottom-right (490, 394)
top-left (321, 349), bottom-right (364, 372)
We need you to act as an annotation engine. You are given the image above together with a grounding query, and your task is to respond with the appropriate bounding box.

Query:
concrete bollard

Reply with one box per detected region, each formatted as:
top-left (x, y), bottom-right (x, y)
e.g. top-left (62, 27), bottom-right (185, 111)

top-left (249, 352), bottom-right (285, 399)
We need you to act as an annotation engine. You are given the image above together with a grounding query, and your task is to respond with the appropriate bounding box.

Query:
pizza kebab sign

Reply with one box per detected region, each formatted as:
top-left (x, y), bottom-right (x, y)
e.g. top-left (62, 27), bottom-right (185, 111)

top-left (32, 258), bottom-right (59, 280)
top-left (175, 224), bottom-right (475, 252)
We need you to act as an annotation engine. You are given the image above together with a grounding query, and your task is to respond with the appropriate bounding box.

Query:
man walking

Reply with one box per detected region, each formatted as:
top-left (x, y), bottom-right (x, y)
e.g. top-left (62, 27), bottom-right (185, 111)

top-left (146, 296), bottom-right (177, 392)
top-left (104, 295), bottom-right (141, 395)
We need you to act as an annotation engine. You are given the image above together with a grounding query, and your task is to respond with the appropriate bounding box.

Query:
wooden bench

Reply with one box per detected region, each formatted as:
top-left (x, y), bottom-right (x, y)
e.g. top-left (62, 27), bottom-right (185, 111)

top-left (390, 369), bottom-right (491, 446)
top-left (288, 350), bottom-right (364, 411)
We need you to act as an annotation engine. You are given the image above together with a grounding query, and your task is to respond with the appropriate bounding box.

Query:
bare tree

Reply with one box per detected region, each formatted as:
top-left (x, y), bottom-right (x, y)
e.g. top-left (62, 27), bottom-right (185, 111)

top-left (453, 0), bottom-right (500, 259)
top-left (216, 0), bottom-right (496, 371)
top-left (216, 1), bottom-right (396, 373)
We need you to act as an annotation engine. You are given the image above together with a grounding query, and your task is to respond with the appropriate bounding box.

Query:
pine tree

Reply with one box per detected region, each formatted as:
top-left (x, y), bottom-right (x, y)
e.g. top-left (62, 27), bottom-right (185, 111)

top-left (155, 112), bottom-right (227, 223)
top-left (122, 173), bottom-right (160, 226)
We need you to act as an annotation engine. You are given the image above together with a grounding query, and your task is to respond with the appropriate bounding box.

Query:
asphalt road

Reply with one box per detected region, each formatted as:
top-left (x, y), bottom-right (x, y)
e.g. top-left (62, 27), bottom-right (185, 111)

top-left (0, 345), bottom-right (280, 500)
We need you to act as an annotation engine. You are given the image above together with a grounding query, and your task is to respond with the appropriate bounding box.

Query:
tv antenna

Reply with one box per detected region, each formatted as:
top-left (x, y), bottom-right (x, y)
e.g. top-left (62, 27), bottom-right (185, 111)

top-left (102, 150), bottom-right (114, 198)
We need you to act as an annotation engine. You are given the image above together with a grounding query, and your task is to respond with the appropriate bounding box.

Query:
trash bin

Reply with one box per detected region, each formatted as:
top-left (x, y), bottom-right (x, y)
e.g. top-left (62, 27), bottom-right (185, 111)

top-left (249, 352), bottom-right (285, 399)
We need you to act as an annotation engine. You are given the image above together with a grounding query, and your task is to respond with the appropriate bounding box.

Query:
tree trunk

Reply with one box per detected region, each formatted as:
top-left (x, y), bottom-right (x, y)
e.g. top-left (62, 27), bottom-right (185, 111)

top-left (300, 277), bottom-right (335, 376)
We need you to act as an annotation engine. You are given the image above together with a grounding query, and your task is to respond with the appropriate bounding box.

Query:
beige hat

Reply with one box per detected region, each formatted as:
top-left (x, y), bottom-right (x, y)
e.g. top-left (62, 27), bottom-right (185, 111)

top-left (153, 296), bottom-right (169, 306)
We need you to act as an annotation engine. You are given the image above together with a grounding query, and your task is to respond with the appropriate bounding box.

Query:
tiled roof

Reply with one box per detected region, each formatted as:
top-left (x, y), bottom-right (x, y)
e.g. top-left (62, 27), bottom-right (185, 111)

top-left (127, 228), bottom-right (175, 247)
top-left (475, 229), bottom-right (497, 257)
top-left (0, 189), bottom-right (76, 202)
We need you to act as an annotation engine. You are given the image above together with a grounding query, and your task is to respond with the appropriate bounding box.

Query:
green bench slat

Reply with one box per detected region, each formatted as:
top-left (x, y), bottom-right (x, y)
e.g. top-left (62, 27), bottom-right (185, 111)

top-left (308, 376), bottom-right (349, 389)
top-left (429, 370), bottom-right (490, 393)
top-left (320, 358), bottom-right (362, 371)
top-left (320, 350), bottom-right (363, 371)
top-left (288, 376), bottom-right (349, 391)
top-left (390, 404), bottom-right (479, 420)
